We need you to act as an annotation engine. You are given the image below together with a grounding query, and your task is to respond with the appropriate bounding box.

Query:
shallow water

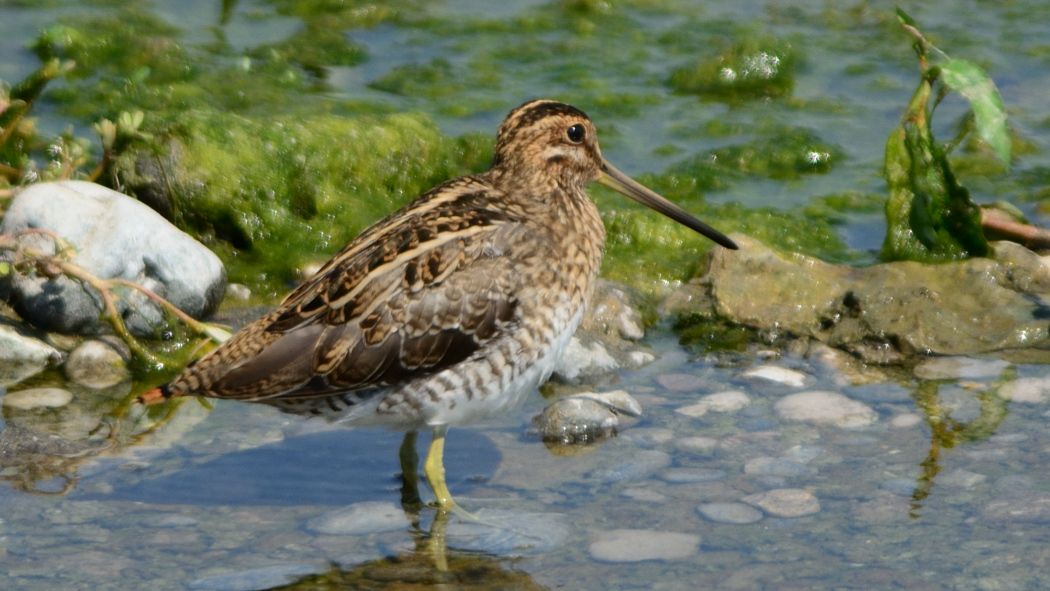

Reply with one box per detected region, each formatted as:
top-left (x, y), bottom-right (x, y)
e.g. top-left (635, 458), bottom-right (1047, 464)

top-left (4, 0), bottom-right (1050, 589)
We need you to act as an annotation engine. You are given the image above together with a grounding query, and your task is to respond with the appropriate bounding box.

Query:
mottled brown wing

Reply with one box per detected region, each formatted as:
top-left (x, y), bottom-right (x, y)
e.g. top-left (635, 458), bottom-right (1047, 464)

top-left (182, 184), bottom-right (536, 403)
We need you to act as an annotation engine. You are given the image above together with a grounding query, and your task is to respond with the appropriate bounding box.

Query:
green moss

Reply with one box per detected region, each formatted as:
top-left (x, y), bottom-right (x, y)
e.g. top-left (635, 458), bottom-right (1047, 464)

top-left (116, 110), bottom-right (492, 297)
top-left (705, 127), bottom-right (843, 180)
top-left (669, 34), bottom-right (801, 101)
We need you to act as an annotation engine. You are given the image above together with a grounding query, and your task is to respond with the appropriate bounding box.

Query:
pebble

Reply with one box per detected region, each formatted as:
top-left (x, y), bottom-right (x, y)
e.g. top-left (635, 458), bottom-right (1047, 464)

top-left (739, 366), bottom-right (808, 387)
top-left (3, 387), bottom-right (73, 410)
top-left (305, 501), bottom-right (408, 535)
top-left (143, 514), bottom-right (199, 528)
top-left (188, 565), bottom-right (320, 591)
top-left (742, 489), bottom-right (821, 517)
top-left (998, 377), bottom-right (1050, 403)
top-left (774, 391), bottom-right (877, 428)
top-left (64, 338), bottom-right (130, 388)
top-left (660, 468), bottom-right (727, 483)
top-left (225, 282), bottom-right (252, 301)
top-left (696, 502), bottom-right (763, 524)
top-left (554, 338), bottom-right (618, 380)
top-left (743, 457), bottom-right (816, 477)
top-left (589, 529), bottom-right (700, 562)
top-left (628, 351), bottom-right (656, 368)
top-left (676, 436), bottom-right (719, 453)
top-left (622, 488), bottom-right (669, 503)
top-left (620, 428), bottom-right (674, 447)
top-left (890, 413), bottom-right (923, 428)
top-left (782, 445), bottom-right (824, 464)
top-left (913, 356), bottom-right (1010, 381)
top-left (676, 390), bottom-right (751, 418)
top-left (656, 373), bottom-right (707, 392)
top-left (532, 390), bottom-right (641, 443)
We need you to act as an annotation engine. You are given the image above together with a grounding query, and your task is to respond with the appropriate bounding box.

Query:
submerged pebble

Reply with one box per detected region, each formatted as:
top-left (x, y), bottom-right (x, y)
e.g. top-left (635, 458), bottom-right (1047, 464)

top-left (913, 357), bottom-right (1011, 380)
top-left (742, 489), bottom-right (821, 517)
top-left (3, 387), bottom-right (73, 410)
top-left (743, 457), bottom-right (816, 477)
top-left (589, 529), bottom-right (700, 562)
top-left (739, 366), bottom-right (808, 387)
top-left (697, 502), bottom-right (763, 524)
top-left (447, 510), bottom-right (569, 555)
top-left (998, 377), bottom-right (1050, 403)
top-left (656, 373), bottom-right (708, 392)
top-left (774, 391), bottom-right (877, 427)
top-left (306, 501), bottom-right (408, 535)
top-left (590, 450), bottom-right (672, 482)
top-left (64, 337), bottom-right (130, 388)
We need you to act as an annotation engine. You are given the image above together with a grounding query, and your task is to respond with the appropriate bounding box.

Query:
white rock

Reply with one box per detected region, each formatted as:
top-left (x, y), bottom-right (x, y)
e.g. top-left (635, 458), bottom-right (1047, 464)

top-left (740, 365), bottom-right (808, 387)
top-left (699, 390), bottom-right (751, 412)
top-left (696, 502), bottom-right (763, 524)
top-left (890, 413), bottom-right (923, 428)
top-left (553, 337), bottom-right (618, 380)
top-left (677, 436), bottom-right (719, 453)
top-left (3, 387), bottom-right (73, 410)
top-left (589, 529), bottom-right (700, 562)
top-left (774, 391), bottom-right (877, 428)
top-left (674, 402), bottom-right (710, 418)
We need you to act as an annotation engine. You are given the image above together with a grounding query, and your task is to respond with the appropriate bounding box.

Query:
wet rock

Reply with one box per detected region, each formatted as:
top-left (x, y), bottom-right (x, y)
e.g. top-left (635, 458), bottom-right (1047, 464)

top-left (188, 564), bottom-right (320, 591)
top-left (589, 529), bottom-right (700, 562)
top-left (0, 324), bottom-right (62, 386)
top-left (739, 366), bottom-right (808, 387)
top-left (669, 234), bottom-right (1050, 363)
top-left (622, 488), bottom-right (669, 503)
top-left (619, 428), bottom-right (674, 447)
top-left (225, 283), bottom-right (252, 301)
top-left (0, 181), bottom-right (226, 336)
top-left (3, 387), bottom-right (73, 410)
top-left (782, 445), bottom-right (824, 464)
top-left (306, 501), bottom-right (409, 535)
top-left (879, 478), bottom-right (917, 497)
top-left (530, 390), bottom-right (641, 443)
top-left (660, 468), bottom-right (727, 483)
top-left (774, 391), bottom-right (877, 427)
top-left (553, 279), bottom-right (651, 382)
top-left (890, 413), bottom-right (923, 428)
top-left (914, 356), bottom-right (1010, 380)
top-left (676, 436), bottom-right (719, 453)
top-left (446, 510), bottom-right (569, 555)
top-left (998, 377), bottom-right (1050, 403)
top-left (552, 338), bottom-right (617, 381)
top-left (696, 502), bottom-right (763, 524)
top-left (741, 488), bottom-right (820, 517)
top-left (64, 337), bottom-right (130, 388)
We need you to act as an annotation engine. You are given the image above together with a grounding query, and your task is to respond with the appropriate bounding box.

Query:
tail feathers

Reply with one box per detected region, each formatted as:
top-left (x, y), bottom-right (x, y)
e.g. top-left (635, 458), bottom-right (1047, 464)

top-left (137, 383), bottom-right (177, 405)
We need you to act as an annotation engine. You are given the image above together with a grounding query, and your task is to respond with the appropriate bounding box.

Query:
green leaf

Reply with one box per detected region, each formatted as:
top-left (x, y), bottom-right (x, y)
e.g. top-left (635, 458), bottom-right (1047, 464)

top-left (939, 59), bottom-right (1010, 165)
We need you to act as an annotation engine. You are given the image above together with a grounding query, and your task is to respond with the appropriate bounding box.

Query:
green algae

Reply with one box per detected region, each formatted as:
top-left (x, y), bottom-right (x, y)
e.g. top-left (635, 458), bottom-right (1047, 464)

top-left (114, 109), bottom-right (491, 297)
top-left (669, 34), bottom-right (800, 101)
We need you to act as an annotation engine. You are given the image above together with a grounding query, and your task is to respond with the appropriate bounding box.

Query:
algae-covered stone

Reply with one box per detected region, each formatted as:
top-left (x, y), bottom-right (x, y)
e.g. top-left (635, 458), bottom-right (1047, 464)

top-left (115, 110), bottom-right (490, 293)
top-left (669, 35), bottom-right (799, 100)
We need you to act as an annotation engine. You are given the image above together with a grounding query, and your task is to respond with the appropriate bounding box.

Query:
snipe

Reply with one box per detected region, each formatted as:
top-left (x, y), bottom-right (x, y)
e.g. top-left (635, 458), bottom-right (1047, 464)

top-left (140, 99), bottom-right (737, 514)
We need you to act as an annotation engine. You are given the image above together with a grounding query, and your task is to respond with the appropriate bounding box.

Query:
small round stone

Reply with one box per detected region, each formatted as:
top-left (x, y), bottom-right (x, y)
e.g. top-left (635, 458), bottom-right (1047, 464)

top-left (998, 378), bottom-right (1050, 403)
top-left (660, 468), bottom-right (727, 483)
top-left (656, 373), bottom-right (707, 392)
top-left (890, 413), bottom-right (923, 428)
top-left (677, 436), bottom-right (719, 453)
top-left (3, 387), bottom-right (73, 410)
top-left (699, 390), bottom-right (751, 412)
top-left (743, 457), bottom-right (816, 477)
top-left (696, 502), bottom-right (763, 524)
top-left (306, 501), bottom-right (408, 535)
top-left (64, 338), bottom-right (130, 388)
top-left (739, 366), bottom-right (808, 387)
top-left (774, 391), bottom-right (877, 428)
top-left (742, 488), bottom-right (820, 517)
top-left (589, 529), bottom-right (700, 562)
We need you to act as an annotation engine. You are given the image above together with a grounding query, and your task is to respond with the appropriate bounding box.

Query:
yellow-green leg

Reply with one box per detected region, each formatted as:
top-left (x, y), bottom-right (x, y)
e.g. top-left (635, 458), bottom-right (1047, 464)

top-left (423, 425), bottom-right (475, 520)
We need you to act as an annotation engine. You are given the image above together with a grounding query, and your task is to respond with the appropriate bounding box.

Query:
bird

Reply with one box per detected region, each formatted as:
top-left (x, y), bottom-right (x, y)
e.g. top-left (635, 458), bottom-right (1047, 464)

top-left (138, 99), bottom-right (737, 515)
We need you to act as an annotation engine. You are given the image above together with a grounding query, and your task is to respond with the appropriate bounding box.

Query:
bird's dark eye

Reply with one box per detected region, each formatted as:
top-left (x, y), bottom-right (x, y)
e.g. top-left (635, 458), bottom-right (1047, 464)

top-left (566, 124), bottom-right (586, 144)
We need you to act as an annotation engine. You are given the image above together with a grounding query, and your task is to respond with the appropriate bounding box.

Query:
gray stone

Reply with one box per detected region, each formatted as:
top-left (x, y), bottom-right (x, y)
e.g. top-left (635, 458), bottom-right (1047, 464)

top-left (660, 468), bottom-right (727, 483)
top-left (0, 181), bottom-right (226, 335)
top-left (306, 501), bottom-right (409, 535)
top-left (590, 450), bottom-right (672, 482)
top-left (742, 488), bottom-right (821, 517)
top-left (914, 357), bottom-right (1011, 380)
top-left (981, 494), bottom-right (1050, 523)
top-left (998, 377), bottom-right (1050, 403)
top-left (743, 457), bottom-right (816, 477)
top-left (589, 529), bottom-right (700, 562)
top-left (64, 337), bottom-right (130, 388)
top-left (774, 391), bottom-right (877, 428)
top-left (0, 332), bottom-right (61, 388)
top-left (531, 390), bottom-right (641, 443)
top-left (739, 366), bottom-right (808, 387)
top-left (697, 502), bottom-right (764, 524)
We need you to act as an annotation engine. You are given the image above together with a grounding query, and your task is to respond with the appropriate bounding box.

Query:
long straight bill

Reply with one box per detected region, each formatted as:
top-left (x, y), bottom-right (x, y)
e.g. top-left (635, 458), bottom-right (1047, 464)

top-left (598, 160), bottom-right (738, 250)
